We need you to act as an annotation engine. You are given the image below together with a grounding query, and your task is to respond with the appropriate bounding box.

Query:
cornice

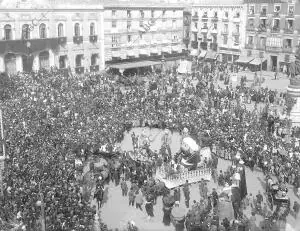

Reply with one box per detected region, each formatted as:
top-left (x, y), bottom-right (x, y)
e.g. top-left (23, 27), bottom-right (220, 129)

top-left (0, 8), bottom-right (104, 12)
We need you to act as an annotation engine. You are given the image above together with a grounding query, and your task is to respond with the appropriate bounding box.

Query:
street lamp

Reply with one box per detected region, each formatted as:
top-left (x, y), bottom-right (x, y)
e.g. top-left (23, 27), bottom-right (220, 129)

top-left (259, 52), bottom-right (264, 86)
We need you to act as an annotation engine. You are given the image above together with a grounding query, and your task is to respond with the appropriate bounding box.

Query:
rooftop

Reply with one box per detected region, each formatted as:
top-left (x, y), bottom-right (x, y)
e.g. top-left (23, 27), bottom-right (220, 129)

top-left (103, 0), bottom-right (187, 8)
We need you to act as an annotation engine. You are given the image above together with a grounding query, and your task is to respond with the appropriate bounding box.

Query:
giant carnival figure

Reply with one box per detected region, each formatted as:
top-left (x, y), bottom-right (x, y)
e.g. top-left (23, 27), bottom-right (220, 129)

top-left (160, 129), bottom-right (172, 161)
top-left (289, 47), bottom-right (300, 79)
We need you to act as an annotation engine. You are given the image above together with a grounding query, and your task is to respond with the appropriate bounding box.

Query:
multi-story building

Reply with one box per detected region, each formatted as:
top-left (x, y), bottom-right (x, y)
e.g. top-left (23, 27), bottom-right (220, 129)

top-left (189, 0), bottom-right (246, 63)
top-left (244, 0), bottom-right (299, 72)
top-left (103, 0), bottom-right (186, 74)
top-left (0, 0), bottom-right (105, 74)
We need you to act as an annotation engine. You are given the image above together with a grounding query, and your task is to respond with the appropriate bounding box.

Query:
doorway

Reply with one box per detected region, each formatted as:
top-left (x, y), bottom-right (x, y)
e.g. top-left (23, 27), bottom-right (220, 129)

top-left (271, 56), bottom-right (277, 71)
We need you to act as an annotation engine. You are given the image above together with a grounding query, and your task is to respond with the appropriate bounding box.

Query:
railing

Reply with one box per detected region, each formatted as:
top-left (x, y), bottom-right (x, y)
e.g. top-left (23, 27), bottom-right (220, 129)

top-left (90, 65), bottom-right (99, 72)
top-left (211, 17), bottom-right (218, 22)
top-left (246, 26), bottom-right (255, 31)
top-left (89, 35), bottom-right (98, 43)
top-left (266, 46), bottom-right (281, 53)
top-left (245, 43), bottom-right (254, 49)
top-left (192, 15), bottom-right (199, 21)
top-left (232, 31), bottom-right (240, 36)
top-left (73, 36), bottom-right (83, 44)
top-left (58, 37), bottom-right (67, 45)
top-left (202, 15), bottom-right (208, 21)
top-left (222, 18), bottom-right (229, 22)
top-left (75, 66), bottom-right (84, 74)
top-left (260, 11), bottom-right (267, 17)
top-left (284, 28), bottom-right (294, 34)
top-left (282, 47), bottom-right (293, 53)
top-left (271, 27), bottom-right (280, 33)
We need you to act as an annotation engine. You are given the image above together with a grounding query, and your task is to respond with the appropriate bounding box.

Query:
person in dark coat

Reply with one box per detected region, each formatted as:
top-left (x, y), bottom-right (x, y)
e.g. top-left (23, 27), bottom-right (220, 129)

top-left (128, 188), bottom-right (135, 207)
top-left (120, 178), bottom-right (128, 196)
top-left (174, 188), bottom-right (181, 202)
top-left (145, 196), bottom-right (154, 219)
top-left (212, 188), bottom-right (218, 208)
top-left (183, 180), bottom-right (190, 208)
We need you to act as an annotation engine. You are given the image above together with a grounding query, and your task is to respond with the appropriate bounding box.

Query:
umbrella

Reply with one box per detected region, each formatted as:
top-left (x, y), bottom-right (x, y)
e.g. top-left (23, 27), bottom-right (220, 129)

top-left (171, 206), bottom-right (185, 221)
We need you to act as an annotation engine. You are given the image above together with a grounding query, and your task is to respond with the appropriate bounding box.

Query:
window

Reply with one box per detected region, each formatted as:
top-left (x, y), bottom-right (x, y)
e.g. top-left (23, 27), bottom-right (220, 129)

top-left (212, 35), bottom-right (217, 43)
top-left (39, 23), bottom-right (47, 39)
top-left (74, 23), bottom-right (80, 36)
top-left (285, 39), bottom-right (292, 48)
top-left (236, 24), bottom-right (240, 33)
top-left (127, 10), bottom-right (131, 18)
top-left (260, 37), bottom-right (266, 47)
top-left (127, 21), bottom-right (131, 30)
top-left (59, 56), bottom-right (67, 69)
top-left (249, 5), bottom-right (254, 15)
top-left (90, 22), bottom-right (95, 36)
top-left (4, 24), bottom-right (12, 40)
top-left (112, 20), bottom-right (117, 28)
top-left (274, 5), bottom-right (281, 12)
top-left (139, 33), bottom-right (143, 40)
top-left (235, 12), bottom-right (240, 18)
top-left (162, 10), bottom-right (166, 17)
top-left (234, 36), bottom-right (239, 45)
top-left (248, 36), bottom-right (253, 45)
top-left (75, 54), bottom-right (83, 67)
top-left (111, 34), bottom-right (119, 47)
top-left (151, 10), bottom-right (155, 18)
top-left (194, 22), bottom-right (198, 29)
top-left (214, 12), bottom-right (217, 18)
top-left (213, 23), bottom-right (217, 29)
top-left (112, 10), bottom-right (116, 17)
top-left (58, 23), bottom-right (64, 37)
top-left (127, 35), bottom-right (131, 42)
top-left (140, 10), bottom-right (144, 18)
top-left (288, 5), bottom-right (294, 15)
top-left (247, 50), bottom-right (252, 56)
top-left (22, 24), bottom-right (30, 40)
top-left (203, 22), bottom-right (207, 28)
top-left (248, 19), bottom-right (254, 27)
top-left (224, 24), bottom-right (228, 33)
top-left (203, 12), bottom-right (207, 17)
top-left (273, 19), bottom-right (280, 29)
top-left (261, 6), bottom-right (267, 15)
top-left (223, 35), bottom-right (228, 45)
top-left (203, 34), bottom-right (207, 42)
top-left (287, 19), bottom-right (294, 30)
top-left (225, 12), bottom-right (228, 18)
top-left (91, 54), bottom-right (98, 66)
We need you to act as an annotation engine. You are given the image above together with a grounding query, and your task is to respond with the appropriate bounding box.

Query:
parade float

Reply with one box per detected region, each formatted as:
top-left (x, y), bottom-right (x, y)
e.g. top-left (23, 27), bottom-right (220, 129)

top-left (155, 128), bottom-right (212, 189)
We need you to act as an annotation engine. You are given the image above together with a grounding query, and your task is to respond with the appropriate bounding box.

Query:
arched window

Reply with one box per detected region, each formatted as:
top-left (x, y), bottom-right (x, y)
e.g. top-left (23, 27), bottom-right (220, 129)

top-left (74, 23), bottom-right (80, 36)
top-left (22, 24), bottom-right (30, 40)
top-left (58, 23), bottom-right (64, 37)
top-left (4, 24), bottom-right (12, 40)
top-left (39, 23), bottom-right (47, 39)
top-left (90, 22), bottom-right (95, 36)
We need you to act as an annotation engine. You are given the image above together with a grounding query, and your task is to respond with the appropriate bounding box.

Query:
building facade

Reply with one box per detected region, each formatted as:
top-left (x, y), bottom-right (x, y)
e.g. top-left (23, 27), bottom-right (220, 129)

top-left (189, 0), bottom-right (246, 62)
top-left (244, 0), bottom-right (299, 72)
top-left (103, 0), bottom-right (186, 74)
top-left (0, 0), bottom-right (105, 74)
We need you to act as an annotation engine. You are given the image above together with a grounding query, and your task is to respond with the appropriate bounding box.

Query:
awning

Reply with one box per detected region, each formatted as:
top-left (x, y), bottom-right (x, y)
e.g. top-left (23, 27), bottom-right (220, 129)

top-left (205, 51), bottom-right (217, 60)
top-left (112, 51), bottom-right (121, 57)
top-left (139, 49), bottom-right (149, 55)
top-left (150, 48), bottom-right (159, 54)
top-left (249, 58), bottom-right (267, 66)
top-left (127, 50), bottom-right (135, 57)
top-left (235, 56), bottom-right (254, 64)
top-left (162, 47), bottom-right (171, 53)
top-left (109, 60), bottom-right (162, 70)
top-left (190, 49), bottom-right (198, 56)
top-left (198, 50), bottom-right (207, 58)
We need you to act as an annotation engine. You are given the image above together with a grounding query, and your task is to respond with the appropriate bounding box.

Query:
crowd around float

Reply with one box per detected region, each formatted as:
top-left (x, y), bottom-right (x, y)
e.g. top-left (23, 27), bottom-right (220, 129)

top-left (0, 61), bottom-right (299, 231)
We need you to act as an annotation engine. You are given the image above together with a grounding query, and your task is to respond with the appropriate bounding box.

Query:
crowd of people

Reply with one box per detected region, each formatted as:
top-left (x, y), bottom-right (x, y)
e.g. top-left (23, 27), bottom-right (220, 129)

top-left (0, 62), bottom-right (299, 231)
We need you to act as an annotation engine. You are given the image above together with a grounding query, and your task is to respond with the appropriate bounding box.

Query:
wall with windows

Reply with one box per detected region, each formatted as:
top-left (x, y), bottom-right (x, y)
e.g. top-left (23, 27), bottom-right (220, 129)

top-left (103, 4), bottom-right (185, 63)
top-left (190, 0), bottom-right (246, 62)
top-left (244, 0), bottom-right (300, 71)
top-left (0, 0), bottom-right (104, 74)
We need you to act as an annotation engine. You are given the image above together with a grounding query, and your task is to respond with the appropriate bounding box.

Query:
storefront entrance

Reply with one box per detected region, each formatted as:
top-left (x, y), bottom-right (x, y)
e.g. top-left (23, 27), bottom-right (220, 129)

top-left (271, 56), bottom-right (278, 71)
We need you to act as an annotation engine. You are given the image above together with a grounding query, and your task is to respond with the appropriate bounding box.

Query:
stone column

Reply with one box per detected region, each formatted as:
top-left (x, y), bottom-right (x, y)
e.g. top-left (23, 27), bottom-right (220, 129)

top-left (287, 78), bottom-right (300, 126)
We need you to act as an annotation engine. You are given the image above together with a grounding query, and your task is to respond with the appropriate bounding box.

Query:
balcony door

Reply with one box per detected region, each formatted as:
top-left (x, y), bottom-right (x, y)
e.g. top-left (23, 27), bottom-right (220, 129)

top-left (39, 51), bottom-right (50, 70)
top-left (4, 53), bottom-right (16, 74)
top-left (22, 55), bottom-right (34, 72)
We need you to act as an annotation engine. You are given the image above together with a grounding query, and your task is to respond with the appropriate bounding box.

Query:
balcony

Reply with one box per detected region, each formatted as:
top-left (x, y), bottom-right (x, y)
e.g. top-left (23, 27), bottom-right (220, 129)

top-left (271, 27), bottom-right (280, 33)
top-left (256, 44), bottom-right (266, 50)
top-left (245, 43), bottom-right (254, 49)
top-left (200, 41), bottom-right (207, 50)
top-left (286, 12), bottom-right (294, 18)
top-left (284, 27), bottom-right (294, 34)
top-left (211, 16), bottom-right (218, 22)
top-left (201, 27), bottom-right (208, 33)
top-left (232, 31), bottom-right (240, 36)
top-left (210, 42), bottom-right (218, 51)
top-left (283, 47), bottom-right (293, 53)
top-left (266, 46), bottom-right (281, 53)
top-left (192, 15), bottom-right (199, 21)
top-left (222, 17), bottom-right (229, 22)
top-left (260, 11), bottom-right (267, 17)
top-left (58, 37), bottom-right (67, 45)
top-left (73, 36), bottom-right (83, 44)
top-left (248, 12), bottom-right (255, 17)
top-left (273, 11), bottom-right (280, 18)
top-left (258, 25), bottom-right (267, 32)
top-left (90, 65), bottom-right (99, 72)
top-left (246, 26), bottom-right (255, 32)
top-left (202, 15), bottom-right (208, 21)
top-left (233, 16), bottom-right (240, 23)
top-left (89, 35), bottom-right (98, 43)
top-left (75, 66), bottom-right (84, 74)
top-left (191, 41), bottom-right (198, 49)
top-left (221, 30), bottom-right (229, 35)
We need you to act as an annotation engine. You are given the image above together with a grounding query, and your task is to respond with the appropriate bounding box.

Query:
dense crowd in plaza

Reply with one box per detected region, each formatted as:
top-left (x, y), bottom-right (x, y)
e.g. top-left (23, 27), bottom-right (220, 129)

top-left (0, 62), bottom-right (299, 231)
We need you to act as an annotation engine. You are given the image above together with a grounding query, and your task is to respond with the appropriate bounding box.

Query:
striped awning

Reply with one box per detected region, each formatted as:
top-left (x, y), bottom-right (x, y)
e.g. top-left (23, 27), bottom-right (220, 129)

top-left (235, 56), bottom-right (254, 64)
top-left (249, 58), bottom-right (267, 66)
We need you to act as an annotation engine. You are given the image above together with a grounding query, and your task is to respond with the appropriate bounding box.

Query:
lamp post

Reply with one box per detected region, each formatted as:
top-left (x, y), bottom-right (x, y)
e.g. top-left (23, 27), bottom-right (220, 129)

top-left (259, 52), bottom-right (264, 86)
